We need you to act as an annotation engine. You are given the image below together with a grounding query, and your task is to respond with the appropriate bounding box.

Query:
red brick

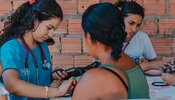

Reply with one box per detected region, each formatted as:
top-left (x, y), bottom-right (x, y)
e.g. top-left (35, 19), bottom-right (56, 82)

top-left (48, 37), bottom-right (61, 53)
top-left (52, 55), bottom-right (74, 69)
top-left (143, 0), bottom-right (165, 16)
top-left (134, 0), bottom-right (143, 5)
top-left (56, 0), bottom-right (77, 15)
top-left (54, 19), bottom-right (68, 35)
top-left (68, 19), bottom-right (83, 34)
top-left (78, 0), bottom-right (100, 15)
top-left (162, 57), bottom-right (175, 62)
top-left (172, 38), bottom-right (175, 54)
top-left (159, 19), bottom-right (175, 34)
top-left (48, 44), bottom-right (59, 54)
top-left (0, 1), bottom-right (13, 16)
top-left (0, 21), bottom-right (4, 32)
top-left (150, 38), bottom-right (172, 55)
top-left (52, 37), bottom-right (60, 44)
top-left (169, 0), bottom-right (175, 3)
top-left (74, 56), bottom-right (93, 67)
top-left (168, 0), bottom-right (175, 16)
top-left (0, 17), bottom-right (5, 35)
top-left (140, 19), bottom-right (158, 35)
top-left (82, 37), bottom-right (88, 53)
top-left (68, 19), bottom-right (81, 28)
top-left (61, 37), bottom-right (82, 53)
top-left (101, 0), bottom-right (116, 3)
top-left (68, 29), bottom-right (83, 34)
top-left (12, 0), bottom-right (27, 10)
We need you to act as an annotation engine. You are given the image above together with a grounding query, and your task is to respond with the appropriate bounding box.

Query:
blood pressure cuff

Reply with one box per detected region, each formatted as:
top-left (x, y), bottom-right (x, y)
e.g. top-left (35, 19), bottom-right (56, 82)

top-left (52, 61), bottom-right (101, 80)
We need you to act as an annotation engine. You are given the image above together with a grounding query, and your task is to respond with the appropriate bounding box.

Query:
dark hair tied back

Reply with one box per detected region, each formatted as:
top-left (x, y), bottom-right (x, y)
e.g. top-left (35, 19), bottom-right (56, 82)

top-left (110, 24), bottom-right (127, 60)
top-left (82, 3), bottom-right (127, 60)
top-left (115, 0), bottom-right (126, 8)
top-left (115, 0), bottom-right (144, 18)
top-left (0, 0), bottom-right (63, 46)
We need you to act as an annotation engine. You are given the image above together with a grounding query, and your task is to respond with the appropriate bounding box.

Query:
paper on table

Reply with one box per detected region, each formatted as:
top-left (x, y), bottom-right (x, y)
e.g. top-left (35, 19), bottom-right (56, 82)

top-left (146, 76), bottom-right (175, 100)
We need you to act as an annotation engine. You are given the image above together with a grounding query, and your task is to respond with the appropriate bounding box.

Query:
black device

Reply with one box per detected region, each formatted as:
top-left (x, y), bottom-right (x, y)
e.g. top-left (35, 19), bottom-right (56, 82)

top-left (152, 60), bottom-right (175, 86)
top-left (52, 61), bottom-right (101, 80)
top-left (45, 37), bottom-right (55, 45)
top-left (162, 65), bottom-right (175, 74)
top-left (152, 82), bottom-right (169, 86)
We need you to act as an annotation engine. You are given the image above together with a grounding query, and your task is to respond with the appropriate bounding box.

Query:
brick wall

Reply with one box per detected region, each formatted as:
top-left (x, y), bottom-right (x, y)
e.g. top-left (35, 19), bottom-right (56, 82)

top-left (0, 0), bottom-right (175, 69)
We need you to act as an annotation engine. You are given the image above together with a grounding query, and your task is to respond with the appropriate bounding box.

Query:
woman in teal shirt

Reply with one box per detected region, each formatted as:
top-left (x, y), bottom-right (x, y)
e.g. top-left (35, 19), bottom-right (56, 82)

top-left (0, 0), bottom-right (76, 100)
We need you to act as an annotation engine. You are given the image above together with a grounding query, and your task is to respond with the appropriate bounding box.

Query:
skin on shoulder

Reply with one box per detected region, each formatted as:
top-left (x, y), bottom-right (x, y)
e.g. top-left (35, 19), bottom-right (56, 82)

top-left (72, 67), bottom-right (128, 100)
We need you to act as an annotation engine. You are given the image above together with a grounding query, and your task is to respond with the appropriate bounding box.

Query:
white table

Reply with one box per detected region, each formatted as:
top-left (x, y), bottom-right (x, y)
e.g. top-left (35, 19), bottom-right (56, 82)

top-left (146, 76), bottom-right (175, 100)
top-left (51, 76), bottom-right (175, 100)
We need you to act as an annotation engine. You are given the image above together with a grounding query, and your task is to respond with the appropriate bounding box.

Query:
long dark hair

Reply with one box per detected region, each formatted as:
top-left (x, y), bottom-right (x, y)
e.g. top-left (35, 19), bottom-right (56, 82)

top-left (0, 0), bottom-right (63, 46)
top-left (115, 1), bottom-right (144, 18)
top-left (82, 3), bottom-right (127, 60)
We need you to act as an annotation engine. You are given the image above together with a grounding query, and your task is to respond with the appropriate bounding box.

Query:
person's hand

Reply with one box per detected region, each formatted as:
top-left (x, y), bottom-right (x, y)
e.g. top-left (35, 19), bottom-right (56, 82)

top-left (52, 66), bottom-right (68, 80)
top-left (50, 80), bottom-right (63, 88)
top-left (161, 73), bottom-right (175, 86)
top-left (140, 60), bottom-right (171, 71)
top-left (57, 77), bottom-right (77, 96)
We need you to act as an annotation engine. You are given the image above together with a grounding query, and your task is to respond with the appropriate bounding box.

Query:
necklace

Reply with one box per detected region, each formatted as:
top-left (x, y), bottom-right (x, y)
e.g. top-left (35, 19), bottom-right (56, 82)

top-left (122, 42), bottom-right (129, 51)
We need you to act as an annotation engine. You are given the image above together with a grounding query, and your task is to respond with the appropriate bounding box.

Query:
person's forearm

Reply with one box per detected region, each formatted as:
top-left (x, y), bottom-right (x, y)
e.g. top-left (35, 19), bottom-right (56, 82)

top-left (140, 59), bottom-right (157, 71)
top-left (140, 62), bottom-right (151, 72)
top-left (7, 79), bottom-right (59, 98)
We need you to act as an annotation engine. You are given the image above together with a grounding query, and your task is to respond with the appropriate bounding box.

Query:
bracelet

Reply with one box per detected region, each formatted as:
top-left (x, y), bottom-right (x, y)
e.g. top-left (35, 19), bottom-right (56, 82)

top-left (45, 86), bottom-right (49, 98)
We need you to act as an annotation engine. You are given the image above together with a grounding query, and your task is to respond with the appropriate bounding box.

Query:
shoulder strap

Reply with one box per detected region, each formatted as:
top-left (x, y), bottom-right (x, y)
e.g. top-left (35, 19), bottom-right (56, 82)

top-left (101, 67), bottom-right (128, 92)
top-left (99, 64), bottom-right (127, 75)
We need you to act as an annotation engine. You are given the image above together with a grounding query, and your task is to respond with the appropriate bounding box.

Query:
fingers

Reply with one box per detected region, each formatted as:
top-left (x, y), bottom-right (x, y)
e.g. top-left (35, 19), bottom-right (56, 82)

top-left (63, 77), bottom-right (76, 92)
top-left (153, 61), bottom-right (170, 69)
top-left (57, 77), bottom-right (77, 96)
top-left (162, 73), bottom-right (173, 79)
top-left (52, 72), bottom-right (61, 80)
top-left (161, 73), bottom-right (175, 85)
top-left (67, 77), bottom-right (77, 93)
top-left (56, 71), bottom-right (68, 79)
top-left (50, 80), bottom-right (63, 87)
top-left (52, 67), bottom-right (68, 80)
top-left (66, 77), bottom-right (76, 87)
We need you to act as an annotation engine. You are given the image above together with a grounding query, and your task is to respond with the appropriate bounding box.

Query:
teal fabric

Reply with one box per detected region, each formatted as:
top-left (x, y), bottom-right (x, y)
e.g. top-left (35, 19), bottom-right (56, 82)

top-left (99, 64), bottom-right (149, 99)
top-left (0, 38), bottom-right (52, 100)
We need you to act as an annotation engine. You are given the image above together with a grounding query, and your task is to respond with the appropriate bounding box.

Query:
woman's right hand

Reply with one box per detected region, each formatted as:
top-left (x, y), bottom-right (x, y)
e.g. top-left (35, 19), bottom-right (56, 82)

top-left (161, 73), bottom-right (175, 86)
top-left (52, 67), bottom-right (68, 80)
top-left (140, 60), bottom-right (171, 71)
top-left (57, 77), bottom-right (77, 96)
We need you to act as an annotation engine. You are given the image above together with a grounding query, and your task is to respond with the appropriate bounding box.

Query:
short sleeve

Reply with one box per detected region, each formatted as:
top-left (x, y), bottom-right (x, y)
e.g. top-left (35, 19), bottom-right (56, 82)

top-left (142, 33), bottom-right (157, 60)
top-left (1, 43), bottom-right (22, 72)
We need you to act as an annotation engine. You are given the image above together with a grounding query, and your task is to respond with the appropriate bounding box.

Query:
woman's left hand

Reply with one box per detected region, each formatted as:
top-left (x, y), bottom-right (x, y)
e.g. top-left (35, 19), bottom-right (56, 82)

top-left (50, 80), bottom-right (63, 88)
top-left (57, 77), bottom-right (77, 96)
top-left (161, 73), bottom-right (175, 86)
top-left (52, 67), bottom-right (68, 80)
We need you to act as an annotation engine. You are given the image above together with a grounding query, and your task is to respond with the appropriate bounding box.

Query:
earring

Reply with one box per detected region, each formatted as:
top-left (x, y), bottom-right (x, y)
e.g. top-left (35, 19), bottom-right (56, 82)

top-left (32, 28), bottom-right (35, 32)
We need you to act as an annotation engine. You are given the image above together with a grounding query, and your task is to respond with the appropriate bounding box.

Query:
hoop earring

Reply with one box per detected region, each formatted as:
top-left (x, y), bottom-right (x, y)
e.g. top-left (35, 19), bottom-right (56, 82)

top-left (32, 28), bottom-right (35, 32)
